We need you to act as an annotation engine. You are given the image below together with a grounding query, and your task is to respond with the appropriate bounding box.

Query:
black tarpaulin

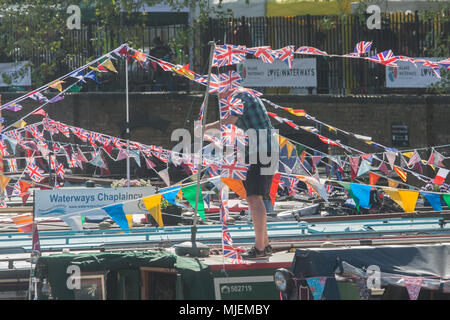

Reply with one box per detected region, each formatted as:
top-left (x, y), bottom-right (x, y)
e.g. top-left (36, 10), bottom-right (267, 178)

top-left (291, 244), bottom-right (450, 299)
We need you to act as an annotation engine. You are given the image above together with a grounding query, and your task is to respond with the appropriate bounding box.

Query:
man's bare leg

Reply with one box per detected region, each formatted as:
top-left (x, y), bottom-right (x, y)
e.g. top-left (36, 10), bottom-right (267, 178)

top-left (247, 195), bottom-right (269, 251)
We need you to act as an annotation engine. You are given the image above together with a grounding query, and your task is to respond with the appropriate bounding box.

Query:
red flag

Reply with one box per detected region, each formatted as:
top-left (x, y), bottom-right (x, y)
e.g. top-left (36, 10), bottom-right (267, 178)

top-left (32, 222), bottom-right (41, 253)
top-left (269, 173), bottom-right (281, 206)
top-left (433, 168), bottom-right (449, 186)
top-left (32, 109), bottom-right (47, 117)
top-left (369, 172), bottom-right (380, 186)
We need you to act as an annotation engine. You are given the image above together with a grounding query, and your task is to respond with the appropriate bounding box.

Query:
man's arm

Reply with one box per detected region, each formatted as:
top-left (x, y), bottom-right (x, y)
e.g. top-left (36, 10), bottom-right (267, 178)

top-left (204, 115), bottom-right (238, 132)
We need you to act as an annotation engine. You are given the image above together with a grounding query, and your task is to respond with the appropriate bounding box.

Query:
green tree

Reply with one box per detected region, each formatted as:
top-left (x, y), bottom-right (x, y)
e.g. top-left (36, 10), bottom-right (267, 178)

top-left (0, 0), bottom-right (226, 87)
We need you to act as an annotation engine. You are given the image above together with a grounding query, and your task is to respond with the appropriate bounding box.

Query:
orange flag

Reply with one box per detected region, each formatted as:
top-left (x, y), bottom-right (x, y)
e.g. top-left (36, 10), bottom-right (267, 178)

top-left (12, 214), bottom-right (33, 233)
top-left (369, 172), bottom-right (380, 186)
top-left (0, 176), bottom-right (10, 193)
top-left (221, 178), bottom-right (246, 199)
top-left (388, 179), bottom-right (399, 188)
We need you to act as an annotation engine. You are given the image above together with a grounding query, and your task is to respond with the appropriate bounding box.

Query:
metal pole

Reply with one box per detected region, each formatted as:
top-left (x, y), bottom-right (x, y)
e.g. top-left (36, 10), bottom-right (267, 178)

top-left (125, 56), bottom-right (130, 188)
top-left (191, 41), bottom-right (216, 245)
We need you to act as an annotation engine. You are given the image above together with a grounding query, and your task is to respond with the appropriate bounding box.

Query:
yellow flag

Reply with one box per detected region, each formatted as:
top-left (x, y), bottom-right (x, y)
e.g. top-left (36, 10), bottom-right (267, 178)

top-left (142, 194), bottom-right (163, 227)
top-left (172, 65), bottom-right (195, 80)
top-left (125, 214), bottom-right (133, 229)
top-left (49, 80), bottom-right (65, 92)
top-left (402, 152), bottom-right (413, 158)
top-left (0, 176), bottom-right (11, 193)
top-left (102, 59), bottom-right (118, 73)
top-left (327, 125), bottom-right (337, 134)
top-left (398, 190), bottom-right (419, 213)
top-left (278, 136), bottom-right (295, 158)
top-left (13, 120), bottom-right (26, 128)
top-left (383, 188), bottom-right (403, 209)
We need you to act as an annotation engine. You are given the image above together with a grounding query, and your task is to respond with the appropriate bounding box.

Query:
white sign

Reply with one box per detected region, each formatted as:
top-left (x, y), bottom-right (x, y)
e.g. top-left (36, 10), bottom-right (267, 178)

top-left (34, 186), bottom-right (156, 218)
top-left (237, 58), bottom-right (317, 88)
top-left (386, 58), bottom-right (442, 88)
top-left (0, 61), bottom-right (31, 87)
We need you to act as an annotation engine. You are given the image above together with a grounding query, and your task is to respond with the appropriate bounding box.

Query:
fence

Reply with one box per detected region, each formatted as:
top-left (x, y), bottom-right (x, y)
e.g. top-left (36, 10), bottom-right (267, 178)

top-left (201, 12), bottom-right (449, 94)
top-left (0, 12), bottom-right (448, 94)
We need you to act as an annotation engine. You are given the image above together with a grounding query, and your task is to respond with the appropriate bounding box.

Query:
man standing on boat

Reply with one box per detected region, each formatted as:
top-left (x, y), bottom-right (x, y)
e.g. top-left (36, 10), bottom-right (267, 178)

top-left (200, 81), bottom-right (278, 259)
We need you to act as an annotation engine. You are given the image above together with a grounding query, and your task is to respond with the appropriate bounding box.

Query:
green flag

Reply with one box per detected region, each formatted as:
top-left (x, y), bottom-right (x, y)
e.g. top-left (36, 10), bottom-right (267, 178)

top-left (68, 84), bottom-right (82, 92)
top-left (442, 194), bottom-right (450, 209)
top-left (181, 184), bottom-right (205, 221)
top-left (339, 182), bottom-right (360, 212)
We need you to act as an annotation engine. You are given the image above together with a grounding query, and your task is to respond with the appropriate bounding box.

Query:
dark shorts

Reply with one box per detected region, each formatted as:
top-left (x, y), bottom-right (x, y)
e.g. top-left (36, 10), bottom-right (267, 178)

top-left (243, 163), bottom-right (274, 198)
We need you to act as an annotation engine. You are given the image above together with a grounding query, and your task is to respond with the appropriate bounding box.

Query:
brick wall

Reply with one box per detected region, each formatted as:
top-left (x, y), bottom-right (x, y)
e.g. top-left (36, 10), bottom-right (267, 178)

top-left (1, 92), bottom-right (448, 157)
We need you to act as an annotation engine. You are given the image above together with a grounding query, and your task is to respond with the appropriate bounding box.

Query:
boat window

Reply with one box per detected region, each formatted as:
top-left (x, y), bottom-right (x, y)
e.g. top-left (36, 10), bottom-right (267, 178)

top-left (140, 267), bottom-right (179, 300)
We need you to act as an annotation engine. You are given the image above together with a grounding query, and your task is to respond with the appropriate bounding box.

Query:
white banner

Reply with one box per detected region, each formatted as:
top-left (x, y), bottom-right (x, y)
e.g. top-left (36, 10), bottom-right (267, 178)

top-left (386, 58), bottom-right (442, 88)
top-left (237, 58), bottom-right (317, 88)
top-left (0, 61), bottom-right (31, 87)
top-left (34, 186), bottom-right (156, 218)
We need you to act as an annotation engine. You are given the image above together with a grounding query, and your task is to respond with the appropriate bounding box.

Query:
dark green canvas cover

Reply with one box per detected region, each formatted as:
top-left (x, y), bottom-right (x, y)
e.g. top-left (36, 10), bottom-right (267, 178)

top-left (35, 250), bottom-right (214, 300)
top-left (291, 244), bottom-right (450, 300)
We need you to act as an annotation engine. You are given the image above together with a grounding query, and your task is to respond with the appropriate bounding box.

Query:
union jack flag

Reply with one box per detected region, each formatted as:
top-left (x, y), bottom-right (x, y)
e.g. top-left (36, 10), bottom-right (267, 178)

top-left (208, 74), bottom-right (220, 93)
top-left (295, 46), bottom-right (329, 57)
top-left (156, 58), bottom-right (174, 71)
top-left (197, 102), bottom-right (205, 121)
top-left (219, 96), bottom-right (244, 119)
top-left (366, 50), bottom-right (398, 67)
top-left (437, 58), bottom-right (450, 69)
top-left (88, 132), bottom-right (99, 147)
top-left (317, 134), bottom-right (341, 147)
top-left (220, 157), bottom-right (249, 180)
top-left (98, 136), bottom-right (111, 147)
top-left (56, 164), bottom-right (65, 180)
top-left (275, 46), bottom-right (295, 69)
top-left (25, 125), bottom-right (43, 141)
top-left (12, 182), bottom-right (21, 196)
top-left (27, 91), bottom-right (49, 103)
top-left (48, 155), bottom-right (57, 171)
top-left (193, 74), bottom-right (208, 85)
top-left (219, 71), bottom-right (242, 93)
top-left (414, 59), bottom-right (441, 78)
top-left (395, 56), bottom-right (416, 64)
top-left (71, 127), bottom-right (89, 142)
top-left (56, 122), bottom-right (70, 138)
top-left (52, 143), bottom-right (61, 154)
top-left (353, 41), bottom-right (372, 55)
top-left (206, 162), bottom-right (221, 178)
top-left (24, 163), bottom-right (45, 182)
top-left (246, 46), bottom-right (277, 63)
top-left (0, 140), bottom-right (9, 157)
top-left (6, 158), bottom-right (18, 173)
top-left (287, 177), bottom-right (300, 195)
top-left (233, 87), bottom-right (263, 97)
top-left (66, 155), bottom-right (78, 168)
top-left (222, 225), bottom-right (245, 264)
top-left (111, 137), bottom-right (125, 149)
top-left (219, 185), bottom-right (229, 222)
top-left (221, 124), bottom-right (248, 147)
top-left (212, 45), bottom-right (247, 67)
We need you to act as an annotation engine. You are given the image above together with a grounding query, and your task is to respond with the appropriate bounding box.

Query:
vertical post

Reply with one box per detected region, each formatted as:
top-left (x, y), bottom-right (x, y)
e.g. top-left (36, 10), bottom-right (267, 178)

top-left (125, 57), bottom-right (130, 188)
top-left (0, 95), bottom-right (2, 176)
top-left (191, 41), bottom-right (215, 246)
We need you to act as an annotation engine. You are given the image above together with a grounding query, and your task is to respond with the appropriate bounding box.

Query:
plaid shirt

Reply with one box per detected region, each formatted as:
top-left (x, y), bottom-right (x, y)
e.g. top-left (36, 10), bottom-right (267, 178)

top-left (233, 91), bottom-right (276, 161)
